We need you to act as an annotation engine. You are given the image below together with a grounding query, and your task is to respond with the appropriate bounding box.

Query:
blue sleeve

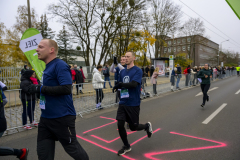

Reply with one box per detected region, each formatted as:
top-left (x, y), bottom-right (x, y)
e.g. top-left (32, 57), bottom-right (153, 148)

top-left (132, 68), bottom-right (142, 84)
top-left (56, 61), bottom-right (72, 85)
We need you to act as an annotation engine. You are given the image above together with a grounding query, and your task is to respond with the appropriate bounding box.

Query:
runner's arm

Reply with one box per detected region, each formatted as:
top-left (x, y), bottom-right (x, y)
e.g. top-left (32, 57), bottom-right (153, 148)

top-left (119, 81), bottom-right (138, 89)
top-left (197, 70), bottom-right (205, 78)
top-left (110, 63), bottom-right (116, 73)
top-left (41, 85), bottom-right (72, 96)
top-left (2, 86), bottom-right (7, 91)
top-left (117, 64), bottom-right (125, 70)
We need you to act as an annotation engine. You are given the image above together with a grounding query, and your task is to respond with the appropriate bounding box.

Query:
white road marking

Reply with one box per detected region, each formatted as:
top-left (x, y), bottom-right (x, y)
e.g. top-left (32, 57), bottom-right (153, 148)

top-left (195, 87), bottom-right (219, 97)
top-left (235, 89), bottom-right (240, 95)
top-left (202, 103), bottom-right (227, 124)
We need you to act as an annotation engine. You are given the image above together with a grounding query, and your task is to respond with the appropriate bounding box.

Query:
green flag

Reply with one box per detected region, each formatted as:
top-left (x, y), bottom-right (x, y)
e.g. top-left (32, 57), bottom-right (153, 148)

top-left (19, 28), bottom-right (45, 80)
top-left (226, 0), bottom-right (240, 20)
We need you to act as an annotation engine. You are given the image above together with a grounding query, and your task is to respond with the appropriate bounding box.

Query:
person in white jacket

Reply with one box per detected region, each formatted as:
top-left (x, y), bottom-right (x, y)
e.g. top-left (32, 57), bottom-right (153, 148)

top-left (92, 65), bottom-right (105, 110)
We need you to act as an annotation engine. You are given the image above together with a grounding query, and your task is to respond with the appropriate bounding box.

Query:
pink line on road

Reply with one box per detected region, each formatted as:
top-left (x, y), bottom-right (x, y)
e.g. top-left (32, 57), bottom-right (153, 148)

top-left (83, 116), bottom-right (117, 134)
top-left (144, 131), bottom-right (227, 160)
top-left (76, 135), bottom-right (136, 160)
top-left (130, 128), bottom-right (161, 146)
top-left (91, 131), bottom-right (136, 143)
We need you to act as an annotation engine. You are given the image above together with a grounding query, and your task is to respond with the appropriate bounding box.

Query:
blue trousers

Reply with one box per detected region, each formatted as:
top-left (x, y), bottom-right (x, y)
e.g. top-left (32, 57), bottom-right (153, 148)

top-left (104, 76), bottom-right (112, 88)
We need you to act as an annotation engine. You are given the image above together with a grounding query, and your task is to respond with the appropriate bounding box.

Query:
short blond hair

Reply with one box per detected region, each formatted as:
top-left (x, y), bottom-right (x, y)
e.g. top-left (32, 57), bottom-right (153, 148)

top-left (43, 39), bottom-right (58, 54)
top-left (125, 51), bottom-right (135, 57)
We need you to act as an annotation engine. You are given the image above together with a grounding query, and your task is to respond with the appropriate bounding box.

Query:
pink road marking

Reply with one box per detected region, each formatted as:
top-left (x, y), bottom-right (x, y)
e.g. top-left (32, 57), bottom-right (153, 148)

top-left (91, 131), bottom-right (136, 143)
top-left (144, 131), bottom-right (227, 160)
top-left (83, 116), bottom-right (117, 134)
top-left (131, 128), bottom-right (161, 146)
top-left (76, 135), bottom-right (136, 160)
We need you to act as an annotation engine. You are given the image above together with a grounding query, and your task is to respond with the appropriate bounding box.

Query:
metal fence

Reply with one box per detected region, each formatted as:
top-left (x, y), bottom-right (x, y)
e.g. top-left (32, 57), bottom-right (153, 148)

top-left (2, 70), bottom-right (237, 135)
top-left (0, 67), bottom-right (22, 89)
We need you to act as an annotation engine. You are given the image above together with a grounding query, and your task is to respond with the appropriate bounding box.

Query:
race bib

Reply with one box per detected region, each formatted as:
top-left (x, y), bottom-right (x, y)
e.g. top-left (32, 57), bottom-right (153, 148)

top-left (121, 89), bottom-right (129, 98)
top-left (39, 95), bottom-right (46, 110)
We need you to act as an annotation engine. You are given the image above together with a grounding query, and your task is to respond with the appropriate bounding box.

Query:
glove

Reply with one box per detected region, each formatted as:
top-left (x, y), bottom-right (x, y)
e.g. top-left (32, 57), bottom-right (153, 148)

top-left (28, 84), bottom-right (41, 94)
top-left (112, 82), bottom-right (122, 93)
top-left (114, 56), bottom-right (118, 65)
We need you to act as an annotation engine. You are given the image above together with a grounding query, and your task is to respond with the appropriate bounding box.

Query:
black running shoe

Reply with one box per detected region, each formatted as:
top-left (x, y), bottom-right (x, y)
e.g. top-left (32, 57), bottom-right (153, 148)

top-left (118, 146), bottom-right (131, 156)
top-left (201, 104), bottom-right (205, 107)
top-left (146, 122), bottom-right (153, 138)
top-left (207, 96), bottom-right (209, 102)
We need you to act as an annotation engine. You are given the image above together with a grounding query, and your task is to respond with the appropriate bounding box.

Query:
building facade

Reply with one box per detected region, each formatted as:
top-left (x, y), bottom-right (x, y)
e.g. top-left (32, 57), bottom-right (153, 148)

top-left (158, 35), bottom-right (219, 66)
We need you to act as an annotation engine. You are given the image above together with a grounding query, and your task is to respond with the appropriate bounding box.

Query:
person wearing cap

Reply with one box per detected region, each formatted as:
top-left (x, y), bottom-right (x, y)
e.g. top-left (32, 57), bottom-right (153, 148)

top-left (21, 65), bottom-right (29, 75)
top-left (20, 70), bottom-right (38, 130)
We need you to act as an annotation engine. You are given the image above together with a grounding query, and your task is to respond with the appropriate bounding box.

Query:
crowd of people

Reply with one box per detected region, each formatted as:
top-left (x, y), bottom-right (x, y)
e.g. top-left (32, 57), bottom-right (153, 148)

top-left (0, 38), bottom-right (239, 159)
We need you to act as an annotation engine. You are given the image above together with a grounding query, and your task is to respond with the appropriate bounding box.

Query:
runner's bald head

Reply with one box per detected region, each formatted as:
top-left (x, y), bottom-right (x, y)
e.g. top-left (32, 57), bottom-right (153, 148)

top-left (42, 39), bottom-right (58, 54)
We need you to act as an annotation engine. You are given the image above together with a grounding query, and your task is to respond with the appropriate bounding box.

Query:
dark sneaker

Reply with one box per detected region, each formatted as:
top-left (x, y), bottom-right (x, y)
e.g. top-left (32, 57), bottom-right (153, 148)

top-left (146, 122), bottom-right (153, 138)
top-left (201, 104), bottom-right (205, 107)
top-left (98, 106), bottom-right (103, 110)
top-left (19, 148), bottom-right (29, 160)
top-left (207, 96), bottom-right (209, 102)
top-left (118, 146), bottom-right (131, 156)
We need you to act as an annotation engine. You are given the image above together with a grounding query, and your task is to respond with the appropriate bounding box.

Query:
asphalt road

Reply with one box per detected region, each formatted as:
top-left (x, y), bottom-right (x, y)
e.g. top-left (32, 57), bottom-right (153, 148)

top-left (1, 76), bottom-right (240, 160)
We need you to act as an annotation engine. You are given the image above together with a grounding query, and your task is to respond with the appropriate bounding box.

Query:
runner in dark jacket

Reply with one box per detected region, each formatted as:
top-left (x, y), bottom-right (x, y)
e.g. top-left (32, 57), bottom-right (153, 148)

top-left (197, 64), bottom-right (213, 107)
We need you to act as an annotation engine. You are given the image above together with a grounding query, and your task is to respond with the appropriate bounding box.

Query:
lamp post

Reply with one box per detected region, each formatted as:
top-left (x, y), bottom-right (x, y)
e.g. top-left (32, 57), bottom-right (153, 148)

top-left (218, 40), bottom-right (229, 66)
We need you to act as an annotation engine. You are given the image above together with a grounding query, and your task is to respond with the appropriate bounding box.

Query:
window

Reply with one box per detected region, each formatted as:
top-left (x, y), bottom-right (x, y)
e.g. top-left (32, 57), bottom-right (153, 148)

top-left (182, 46), bottom-right (186, 51)
top-left (173, 40), bottom-right (176, 45)
top-left (187, 38), bottom-right (191, 42)
top-left (168, 41), bottom-right (172, 45)
top-left (177, 46), bottom-right (181, 52)
top-left (177, 39), bottom-right (181, 44)
top-left (174, 47), bottom-right (176, 52)
top-left (182, 39), bottom-right (186, 43)
top-left (168, 47), bottom-right (171, 53)
top-left (164, 48), bottom-right (167, 53)
top-left (188, 45), bottom-right (190, 51)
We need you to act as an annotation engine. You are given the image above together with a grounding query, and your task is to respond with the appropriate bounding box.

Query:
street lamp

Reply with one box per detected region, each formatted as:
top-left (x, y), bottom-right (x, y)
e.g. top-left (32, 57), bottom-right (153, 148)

top-left (218, 39), bottom-right (229, 66)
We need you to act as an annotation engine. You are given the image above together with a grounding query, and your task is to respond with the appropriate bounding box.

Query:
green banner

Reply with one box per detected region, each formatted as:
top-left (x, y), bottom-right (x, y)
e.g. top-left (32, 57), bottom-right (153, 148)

top-left (226, 0), bottom-right (240, 20)
top-left (19, 28), bottom-right (45, 80)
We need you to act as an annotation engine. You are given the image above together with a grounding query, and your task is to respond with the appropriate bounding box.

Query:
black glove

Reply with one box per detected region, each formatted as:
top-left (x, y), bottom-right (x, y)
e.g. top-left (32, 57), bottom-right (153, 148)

top-left (112, 82), bottom-right (122, 93)
top-left (28, 84), bottom-right (41, 94)
top-left (114, 56), bottom-right (118, 65)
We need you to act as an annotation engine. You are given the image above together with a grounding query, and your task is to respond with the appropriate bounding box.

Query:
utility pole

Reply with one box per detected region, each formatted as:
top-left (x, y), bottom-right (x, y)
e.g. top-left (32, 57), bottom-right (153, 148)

top-left (27, 0), bottom-right (32, 28)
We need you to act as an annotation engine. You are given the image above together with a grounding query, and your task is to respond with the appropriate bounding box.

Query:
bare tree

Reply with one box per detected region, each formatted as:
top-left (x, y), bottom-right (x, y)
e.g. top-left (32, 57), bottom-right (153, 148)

top-left (150, 0), bottom-right (182, 58)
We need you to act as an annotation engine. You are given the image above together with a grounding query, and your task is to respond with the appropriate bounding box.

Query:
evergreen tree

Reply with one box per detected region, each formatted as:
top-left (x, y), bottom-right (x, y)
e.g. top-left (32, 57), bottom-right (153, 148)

top-left (38, 14), bottom-right (55, 39)
top-left (56, 25), bottom-right (76, 64)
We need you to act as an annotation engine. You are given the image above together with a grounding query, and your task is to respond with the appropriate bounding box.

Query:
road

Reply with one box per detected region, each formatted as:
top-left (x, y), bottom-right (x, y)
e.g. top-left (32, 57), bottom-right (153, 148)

top-left (1, 76), bottom-right (240, 160)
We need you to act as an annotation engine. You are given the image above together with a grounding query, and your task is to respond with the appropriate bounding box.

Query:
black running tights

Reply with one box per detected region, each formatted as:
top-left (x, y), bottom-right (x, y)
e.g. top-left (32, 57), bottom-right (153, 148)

top-left (117, 120), bottom-right (147, 147)
top-left (201, 84), bottom-right (210, 105)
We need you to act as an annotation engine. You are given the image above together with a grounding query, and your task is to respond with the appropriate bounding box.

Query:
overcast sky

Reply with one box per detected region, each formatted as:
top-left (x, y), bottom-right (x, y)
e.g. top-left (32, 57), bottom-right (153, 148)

top-left (1, 0), bottom-right (240, 54)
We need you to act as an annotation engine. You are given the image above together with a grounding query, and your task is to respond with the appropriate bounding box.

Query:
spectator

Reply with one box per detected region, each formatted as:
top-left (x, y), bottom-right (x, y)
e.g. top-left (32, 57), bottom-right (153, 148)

top-left (165, 66), bottom-right (170, 77)
top-left (185, 65), bottom-right (191, 87)
top-left (20, 70), bottom-right (38, 129)
top-left (151, 67), bottom-right (162, 95)
top-left (103, 64), bottom-right (112, 89)
top-left (191, 67), bottom-right (197, 86)
top-left (170, 68), bottom-right (177, 92)
top-left (0, 85), bottom-right (29, 160)
top-left (110, 56), bottom-right (126, 103)
top-left (176, 64), bottom-right (182, 90)
top-left (145, 66), bottom-right (150, 78)
top-left (80, 66), bottom-right (86, 82)
top-left (74, 65), bottom-right (84, 94)
top-left (0, 81), bottom-right (8, 107)
top-left (92, 65), bottom-right (105, 110)
top-left (70, 65), bottom-right (76, 84)
top-left (21, 65), bottom-right (28, 75)
top-left (150, 65), bottom-right (155, 77)
top-left (141, 66), bottom-right (145, 73)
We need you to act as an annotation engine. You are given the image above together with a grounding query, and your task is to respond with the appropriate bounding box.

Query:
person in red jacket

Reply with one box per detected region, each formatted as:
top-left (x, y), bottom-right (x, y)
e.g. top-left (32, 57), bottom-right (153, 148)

top-left (70, 65), bottom-right (76, 84)
top-left (80, 66), bottom-right (86, 82)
